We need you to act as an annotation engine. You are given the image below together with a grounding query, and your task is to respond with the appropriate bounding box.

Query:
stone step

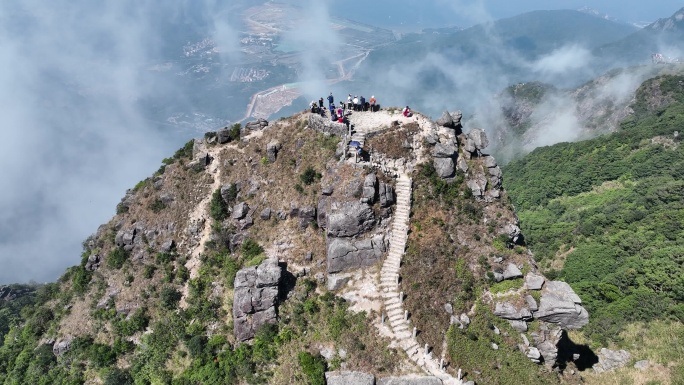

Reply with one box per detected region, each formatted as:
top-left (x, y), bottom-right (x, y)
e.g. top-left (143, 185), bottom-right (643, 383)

top-left (385, 302), bottom-right (402, 311)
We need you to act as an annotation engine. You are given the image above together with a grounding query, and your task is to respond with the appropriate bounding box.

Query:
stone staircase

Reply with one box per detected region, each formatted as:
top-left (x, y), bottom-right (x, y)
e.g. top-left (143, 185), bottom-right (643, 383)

top-left (350, 129), bottom-right (366, 147)
top-left (379, 174), bottom-right (462, 385)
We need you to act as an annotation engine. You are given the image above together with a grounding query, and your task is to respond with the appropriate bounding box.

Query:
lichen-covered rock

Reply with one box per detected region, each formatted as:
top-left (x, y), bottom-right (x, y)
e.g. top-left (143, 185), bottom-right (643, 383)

top-left (362, 173), bottom-right (378, 204)
top-left (327, 234), bottom-right (386, 273)
top-left (434, 157), bottom-right (455, 178)
top-left (232, 202), bottom-right (249, 220)
top-left (52, 337), bottom-right (73, 356)
top-left (525, 273), bottom-right (545, 290)
top-left (534, 281), bottom-right (589, 329)
top-left (325, 371), bottom-right (375, 385)
top-left (326, 201), bottom-right (375, 237)
top-left (593, 348), bottom-right (631, 373)
top-left (503, 263), bottom-right (523, 280)
top-left (233, 258), bottom-right (282, 341)
top-left (379, 182), bottom-right (395, 208)
top-left (436, 110), bottom-right (454, 128)
top-left (377, 376), bottom-right (443, 385)
top-left (266, 140), bottom-right (282, 163)
top-left (245, 118), bottom-right (268, 131)
top-left (468, 128), bottom-right (489, 150)
top-left (494, 301), bottom-right (532, 320)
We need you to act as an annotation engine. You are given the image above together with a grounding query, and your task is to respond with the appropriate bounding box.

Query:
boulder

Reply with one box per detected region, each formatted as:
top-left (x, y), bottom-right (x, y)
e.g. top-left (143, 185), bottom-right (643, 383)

top-left (503, 263), bottom-right (523, 280)
top-left (457, 157), bottom-right (468, 173)
top-left (525, 273), bottom-right (545, 290)
top-left (233, 258), bottom-right (283, 341)
top-left (160, 239), bottom-right (175, 253)
top-left (260, 208), bottom-right (271, 220)
top-left (327, 235), bottom-right (385, 273)
top-left (52, 337), bottom-right (73, 356)
top-left (466, 175), bottom-right (487, 198)
top-left (434, 158), bottom-right (455, 178)
top-left (322, 185), bottom-right (334, 196)
top-left (362, 173), bottom-right (378, 204)
top-left (266, 140), bottom-right (281, 163)
top-left (527, 347), bottom-right (542, 362)
top-left (450, 110), bottom-right (463, 126)
top-left (525, 294), bottom-right (539, 312)
top-left (298, 206), bottom-right (316, 229)
top-left (85, 254), bottom-right (101, 271)
top-left (325, 371), bottom-right (375, 385)
top-left (232, 202), bottom-right (250, 220)
top-left (634, 360), bottom-right (650, 370)
top-left (245, 118), bottom-right (268, 131)
top-left (377, 377), bottom-right (443, 385)
top-left (436, 110), bottom-right (454, 128)
top-left (534, 281), bottom-right (589, 329)
top-left (317, 198), bottom-right (328, 229)
top-left (467, 128), bottom-right (489, 150)
top-left (433, 143), bottom-right (457, 158)
top-left (378, 182), bottom-right (395, 208)
top-left (493, 301), bottom-right (532, 320)
top-left (484, 156), bottom-right (497, 168)
top-left (593, 348), bottom-right (631, 373)
top-left (509, 320), bottom-right (528, 332)
top-left (327, 201), bottom-right (375, 237)
top-left (327, 274), bottom-right (351, 291)
top-left (217, 128), bottom-right (235, 144)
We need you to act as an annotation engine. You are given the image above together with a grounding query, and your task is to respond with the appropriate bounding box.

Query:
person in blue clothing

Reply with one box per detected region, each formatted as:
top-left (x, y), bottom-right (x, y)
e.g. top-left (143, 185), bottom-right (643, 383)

top-left (360, 96), bottom-right (366, 111)
top-left (327, 92), bottom-right (334, 107)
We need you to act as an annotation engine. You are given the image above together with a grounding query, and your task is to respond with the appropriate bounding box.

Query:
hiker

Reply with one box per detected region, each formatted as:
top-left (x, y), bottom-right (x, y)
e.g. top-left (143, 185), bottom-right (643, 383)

top-left (337, 106), bottom-right (343, 118)
top-left (353, 95), bottom-right (359, 111)
top-left (360, 96), bottom-right (366, 111)
top-left (403, 106), bottom-right (412, 117)
top-left (327, 92), bottom-right (334, 107)
top-left (310, 101), bottom-right (318, 113)
top-left (369, 95), bottom-right (377, 112)
top-left (329, 103), bottom-right (336, 115)
top-left (318, 97), bottom-right (324, 108)
top-left (347, 94), bottom-right (353, 109)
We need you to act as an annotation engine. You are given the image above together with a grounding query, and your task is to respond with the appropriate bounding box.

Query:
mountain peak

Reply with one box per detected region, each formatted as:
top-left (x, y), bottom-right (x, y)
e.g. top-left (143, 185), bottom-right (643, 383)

top-left (647, 7), bottom-right (684, 31)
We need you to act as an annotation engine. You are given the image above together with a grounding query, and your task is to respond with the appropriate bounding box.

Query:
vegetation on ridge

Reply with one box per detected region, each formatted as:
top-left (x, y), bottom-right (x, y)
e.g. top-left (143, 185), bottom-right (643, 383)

top-left (504, 75), bottom-right (684, 381)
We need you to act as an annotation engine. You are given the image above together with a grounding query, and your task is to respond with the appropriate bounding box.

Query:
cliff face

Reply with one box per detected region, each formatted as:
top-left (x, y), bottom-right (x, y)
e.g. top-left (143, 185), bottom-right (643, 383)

top-left (0, 107), bottom-right (589, 385)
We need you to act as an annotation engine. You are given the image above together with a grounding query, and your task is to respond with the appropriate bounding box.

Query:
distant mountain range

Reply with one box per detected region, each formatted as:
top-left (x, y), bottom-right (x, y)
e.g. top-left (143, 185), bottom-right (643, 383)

top-left (594, 7), bottom-right (684, 68)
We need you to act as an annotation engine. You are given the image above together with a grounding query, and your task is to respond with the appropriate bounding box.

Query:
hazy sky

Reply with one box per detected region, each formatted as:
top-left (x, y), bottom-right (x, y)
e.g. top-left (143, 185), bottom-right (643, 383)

top-left (0, 0), bottom-right (682, 284)
top-left (335, 1), bottom-right (684, 31)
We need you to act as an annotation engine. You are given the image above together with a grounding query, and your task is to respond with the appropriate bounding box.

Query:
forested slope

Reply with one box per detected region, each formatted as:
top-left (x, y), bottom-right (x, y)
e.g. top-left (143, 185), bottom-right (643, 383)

top-left (503, 75), bottom-right (684, 380)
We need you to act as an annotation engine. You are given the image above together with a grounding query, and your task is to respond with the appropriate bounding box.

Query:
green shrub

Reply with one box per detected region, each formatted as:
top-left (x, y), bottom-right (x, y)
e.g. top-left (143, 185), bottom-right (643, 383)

top-left (160, 286), bottom-right (182, 309)
top-left (71, 266), bottom-right (92, 294)
top-left (173, 139), bottom-right (195, 160)
top-left (298, 351), bottom-right (326, 385)
top-left (104, 368), bottom-right (133, 385)
top-left (300, 167), bottom-right (321, 185)
top-left (113, 309), bottom-right (149, 336)
top-left (210, 188), bottom-right (230, 221)
top-left (116, 202), bottom-right (129, 214)
top-left (241, 239), bottom-right (264, 260)
top-left (223, 256), bottom-right (240, 288)
top-left (149, 198), bottom-right (166, 213)
top-left (107, 247), bottom-right (129, 269)
top-left (143, 265), bottom-right (156, 279)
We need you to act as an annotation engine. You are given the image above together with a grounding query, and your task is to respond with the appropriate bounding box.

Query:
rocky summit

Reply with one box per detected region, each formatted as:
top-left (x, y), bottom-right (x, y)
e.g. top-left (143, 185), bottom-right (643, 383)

top-left (0, 106), bottom-right (591, 385)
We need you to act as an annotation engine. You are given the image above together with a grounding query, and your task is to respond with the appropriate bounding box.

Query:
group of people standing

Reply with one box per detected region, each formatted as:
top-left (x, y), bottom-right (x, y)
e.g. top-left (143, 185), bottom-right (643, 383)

top-left (310, 92), bottom-right (380, 122)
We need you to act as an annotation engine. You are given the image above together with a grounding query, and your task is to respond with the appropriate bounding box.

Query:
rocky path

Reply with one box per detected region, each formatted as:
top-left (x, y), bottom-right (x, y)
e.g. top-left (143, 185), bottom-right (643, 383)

top-left (379, 174), bottom-right (462, 385)
top-left (179, 144), bottom-right (223, 309)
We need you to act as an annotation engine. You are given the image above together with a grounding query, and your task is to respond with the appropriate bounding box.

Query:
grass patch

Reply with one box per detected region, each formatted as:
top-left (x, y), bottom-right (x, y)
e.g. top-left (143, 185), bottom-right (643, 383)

top-left (490, 278), bottom-right (523, 294)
